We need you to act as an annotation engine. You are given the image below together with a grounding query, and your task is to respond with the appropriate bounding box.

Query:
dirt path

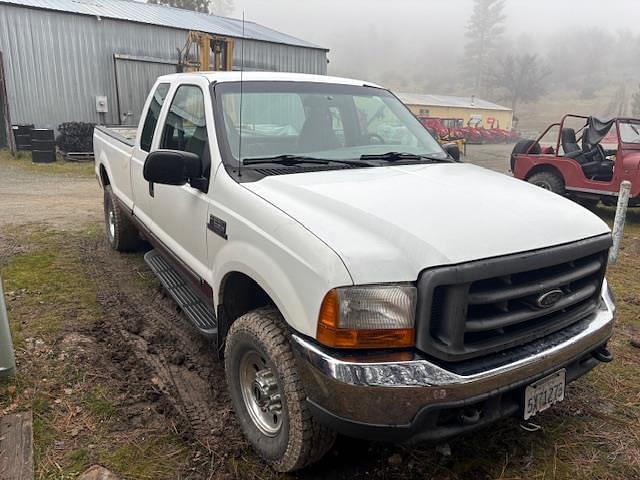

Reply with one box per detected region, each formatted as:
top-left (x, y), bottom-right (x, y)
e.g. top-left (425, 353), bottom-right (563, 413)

top-left (80, 234), bottom-right (244, 452)
top-left (0, 159), bottom-right (101, 229)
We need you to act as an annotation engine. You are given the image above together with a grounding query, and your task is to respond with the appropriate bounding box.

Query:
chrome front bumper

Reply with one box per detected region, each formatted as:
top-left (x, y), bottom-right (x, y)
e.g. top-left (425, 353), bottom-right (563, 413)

top-left (292, 281), bottom-right (615, 439)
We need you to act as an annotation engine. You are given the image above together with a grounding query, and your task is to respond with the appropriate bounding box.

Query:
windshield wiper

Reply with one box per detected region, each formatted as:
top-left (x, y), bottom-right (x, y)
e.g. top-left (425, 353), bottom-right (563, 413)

top-left (360, 151), bottom-right (451, 163)
top-left (242, 154), bottom-right (371, 167)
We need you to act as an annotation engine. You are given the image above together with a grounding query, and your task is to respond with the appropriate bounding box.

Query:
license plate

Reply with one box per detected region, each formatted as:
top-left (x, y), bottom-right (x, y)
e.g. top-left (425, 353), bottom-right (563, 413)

top-left (523, 369), bottom-right (566, 420)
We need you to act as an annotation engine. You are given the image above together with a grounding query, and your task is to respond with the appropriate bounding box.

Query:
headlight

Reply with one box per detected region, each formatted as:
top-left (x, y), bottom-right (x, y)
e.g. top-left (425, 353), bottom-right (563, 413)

top-left (316, 285), bottom-right (417, 349)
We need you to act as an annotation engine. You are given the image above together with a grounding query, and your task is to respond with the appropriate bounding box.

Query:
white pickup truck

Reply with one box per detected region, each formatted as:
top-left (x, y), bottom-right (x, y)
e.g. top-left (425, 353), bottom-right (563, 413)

top-left (94, 72), bottom-right (616, 471)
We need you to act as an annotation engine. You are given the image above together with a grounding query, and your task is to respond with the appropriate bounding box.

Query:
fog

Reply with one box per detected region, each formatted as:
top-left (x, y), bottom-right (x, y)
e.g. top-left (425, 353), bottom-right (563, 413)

top-left (230, 0), bottom-right (640, 112)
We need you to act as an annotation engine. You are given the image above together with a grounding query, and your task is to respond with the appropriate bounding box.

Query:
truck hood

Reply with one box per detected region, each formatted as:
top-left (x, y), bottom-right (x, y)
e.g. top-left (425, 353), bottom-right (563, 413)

top-left (245, 163), bottom-right (610, 284)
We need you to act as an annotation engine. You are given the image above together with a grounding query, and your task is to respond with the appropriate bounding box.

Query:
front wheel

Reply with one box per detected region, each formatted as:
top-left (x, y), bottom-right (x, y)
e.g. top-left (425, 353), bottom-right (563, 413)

top-left (527, 171), bottom-right (565, 196)
top-left (224, 307), bottom-right (336, 472)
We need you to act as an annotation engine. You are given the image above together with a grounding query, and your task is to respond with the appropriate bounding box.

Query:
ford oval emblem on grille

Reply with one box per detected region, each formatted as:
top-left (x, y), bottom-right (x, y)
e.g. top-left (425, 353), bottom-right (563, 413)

top-left (536, 289), bottom-right (564, 308)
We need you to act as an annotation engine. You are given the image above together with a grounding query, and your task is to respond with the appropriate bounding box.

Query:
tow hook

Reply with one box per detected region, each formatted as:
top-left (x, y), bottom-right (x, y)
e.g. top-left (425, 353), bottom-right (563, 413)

top-left (459, 408), bottom-right (481, 425)
top-left (592, 346), bottom-right (613, 363)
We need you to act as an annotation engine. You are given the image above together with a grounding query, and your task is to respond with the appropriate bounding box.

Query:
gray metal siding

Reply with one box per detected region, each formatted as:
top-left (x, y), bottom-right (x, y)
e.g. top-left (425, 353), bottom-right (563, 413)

top-left (0, 4), bottom-right (327, 129)
top-left (1, 0), bottom-right (326, 50)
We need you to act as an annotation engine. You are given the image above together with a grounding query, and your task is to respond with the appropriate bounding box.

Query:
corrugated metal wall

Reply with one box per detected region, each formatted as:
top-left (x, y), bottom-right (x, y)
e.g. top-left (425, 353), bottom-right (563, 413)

top-left (0, 4), bottom-right (327, 128)
top-left (114, 57), bottom-right (178, 125)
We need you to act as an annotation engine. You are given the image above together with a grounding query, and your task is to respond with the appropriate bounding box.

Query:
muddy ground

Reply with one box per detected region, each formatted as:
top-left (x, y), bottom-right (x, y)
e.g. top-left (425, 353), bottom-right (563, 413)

top-left (1, 149), bottom-right (639, 479)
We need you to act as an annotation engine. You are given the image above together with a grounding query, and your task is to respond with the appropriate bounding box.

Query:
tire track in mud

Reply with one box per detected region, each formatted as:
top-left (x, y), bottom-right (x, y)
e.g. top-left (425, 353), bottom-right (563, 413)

top-left (78, 235), bottom-right (246, 453)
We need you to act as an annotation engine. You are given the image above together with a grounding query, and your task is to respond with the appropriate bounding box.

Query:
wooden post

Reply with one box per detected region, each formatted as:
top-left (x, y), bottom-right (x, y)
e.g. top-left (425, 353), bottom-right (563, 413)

top-left (609, 181), bottom-right (632, 265)
top-left (0, 52), bottom-right (16, 154)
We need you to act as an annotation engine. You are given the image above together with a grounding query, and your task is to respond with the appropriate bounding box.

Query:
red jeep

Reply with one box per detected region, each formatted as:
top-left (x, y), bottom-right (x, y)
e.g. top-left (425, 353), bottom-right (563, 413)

top-left (511, 114), bottom-right (640, 207)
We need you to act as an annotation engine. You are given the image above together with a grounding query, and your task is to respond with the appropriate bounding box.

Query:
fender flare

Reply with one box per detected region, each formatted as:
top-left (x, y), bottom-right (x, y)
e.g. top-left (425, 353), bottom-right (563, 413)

top-left (212, 241), bottom-right (312, 337)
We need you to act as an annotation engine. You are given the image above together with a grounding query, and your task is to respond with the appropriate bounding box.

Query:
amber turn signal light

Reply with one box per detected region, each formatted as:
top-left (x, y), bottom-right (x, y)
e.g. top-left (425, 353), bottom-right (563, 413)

top-left (316, 289), bottom-right (415, 349)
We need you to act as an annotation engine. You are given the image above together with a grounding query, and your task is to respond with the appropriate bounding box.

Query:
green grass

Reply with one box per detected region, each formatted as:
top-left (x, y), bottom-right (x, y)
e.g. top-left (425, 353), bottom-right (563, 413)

top-left (100, 435), bottom-right (187, 480)
top-left (0, 148), bottom-right (95, 178)
top-left (83, 386), bottom-right (117, 420)
top-left (0, 225), bottom-right (200, 479)
top-left (2, 231), bottom-right (99, 342)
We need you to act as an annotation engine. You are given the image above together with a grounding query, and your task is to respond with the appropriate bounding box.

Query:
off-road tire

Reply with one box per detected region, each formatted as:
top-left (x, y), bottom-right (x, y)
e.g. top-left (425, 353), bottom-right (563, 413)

top-left (527, 171), bottom-right (565, 196)
top-left (576, 198), bottom-right (600, 209)
top-left (510, 139), bottom-right (541, 171)
top-left (224, 307), bottom-right (336, 472)
top-left (103, 185), bottom-right (140, 251)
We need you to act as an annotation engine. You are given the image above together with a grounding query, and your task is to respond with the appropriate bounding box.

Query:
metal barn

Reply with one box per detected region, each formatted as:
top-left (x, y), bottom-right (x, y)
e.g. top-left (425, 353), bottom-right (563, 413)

top-left (0, 0), bottom-right (328, 145)
top-left (397, 93), bottom-right (514, 130)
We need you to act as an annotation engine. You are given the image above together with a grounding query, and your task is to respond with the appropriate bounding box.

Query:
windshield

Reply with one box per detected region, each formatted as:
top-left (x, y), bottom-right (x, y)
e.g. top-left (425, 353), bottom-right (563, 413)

top-left (618, 121), bottom-right (640, 144)
top-left (214, 81), bottom-right (446, 166)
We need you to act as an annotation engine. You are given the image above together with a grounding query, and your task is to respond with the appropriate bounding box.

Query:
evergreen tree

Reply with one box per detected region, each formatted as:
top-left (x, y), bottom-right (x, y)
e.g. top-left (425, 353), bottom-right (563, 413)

top-left (463, 0), bottom-right (506, 96)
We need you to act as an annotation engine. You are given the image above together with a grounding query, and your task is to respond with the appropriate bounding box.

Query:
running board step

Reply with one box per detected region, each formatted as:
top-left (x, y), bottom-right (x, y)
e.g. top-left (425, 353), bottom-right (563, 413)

top-left (144, 250), bottom-right (217, 336)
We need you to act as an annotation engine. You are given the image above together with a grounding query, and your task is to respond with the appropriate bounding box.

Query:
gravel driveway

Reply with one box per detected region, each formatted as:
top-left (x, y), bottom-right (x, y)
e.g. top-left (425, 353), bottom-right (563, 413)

top-left (0, 158), bottom-right (101, 229)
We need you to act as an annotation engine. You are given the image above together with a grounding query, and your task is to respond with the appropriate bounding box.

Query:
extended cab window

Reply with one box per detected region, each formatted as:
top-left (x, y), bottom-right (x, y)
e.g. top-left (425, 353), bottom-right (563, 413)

top-left (139, 83), bottom-right (170, 152)
top-left (160, 85), bottom-right (208, 158)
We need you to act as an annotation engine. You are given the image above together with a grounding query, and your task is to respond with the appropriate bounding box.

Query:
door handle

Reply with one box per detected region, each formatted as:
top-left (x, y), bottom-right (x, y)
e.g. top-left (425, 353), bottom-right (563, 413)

top-left (148, 182), bottom-right (154, 197)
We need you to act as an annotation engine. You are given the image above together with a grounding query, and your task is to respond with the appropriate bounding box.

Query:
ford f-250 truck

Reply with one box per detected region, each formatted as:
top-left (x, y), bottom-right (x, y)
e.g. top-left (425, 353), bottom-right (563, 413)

top-left (94, 72), bottom-right (616, 472)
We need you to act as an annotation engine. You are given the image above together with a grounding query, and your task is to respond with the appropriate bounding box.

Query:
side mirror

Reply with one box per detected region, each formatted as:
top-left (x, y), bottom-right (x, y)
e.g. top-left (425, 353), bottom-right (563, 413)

top-left (443, 143), bottom-right (461, 162)
top-left (143, 150), bottom-right (202, 186)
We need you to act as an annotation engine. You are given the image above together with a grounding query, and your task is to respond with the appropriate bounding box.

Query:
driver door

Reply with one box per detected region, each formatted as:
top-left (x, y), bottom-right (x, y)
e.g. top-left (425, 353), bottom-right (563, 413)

top-left (146, 81), bottom-right (212, 280)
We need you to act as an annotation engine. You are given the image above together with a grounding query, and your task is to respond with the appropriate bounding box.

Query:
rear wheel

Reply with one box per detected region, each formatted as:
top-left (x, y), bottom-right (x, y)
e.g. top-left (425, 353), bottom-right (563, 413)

top-left (576, 198), bottom-right (600, 209)
top-left (103, 185), bottom-right (140, 251)
top-left (225, 307), bottom-right (336, 472)
top-left (527, 171), bottom-right (565, 196)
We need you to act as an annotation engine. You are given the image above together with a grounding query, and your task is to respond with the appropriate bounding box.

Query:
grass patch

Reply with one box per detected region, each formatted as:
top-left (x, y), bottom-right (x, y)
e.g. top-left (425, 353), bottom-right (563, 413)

top-left (0, 148), bottom-right (94, 178)
top-left (101, 435), bottom-right (187, 480)
top-left (63, 448), bottom-right (91, 477)
top-left (83, 386), bottom-right (116, 420)
top-left (2, 229), bottom-right (99, 340)
top-left (0, 225), bottom-right (200, 479)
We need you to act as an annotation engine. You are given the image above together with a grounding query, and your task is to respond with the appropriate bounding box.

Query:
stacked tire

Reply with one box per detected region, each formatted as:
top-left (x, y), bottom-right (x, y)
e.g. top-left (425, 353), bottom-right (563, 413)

top-left (31, 129), bottom-right (56, 163)
top-left (56, 122), bottom-right (95, 153)
top-left (11, 124), bottom-right (34, 151)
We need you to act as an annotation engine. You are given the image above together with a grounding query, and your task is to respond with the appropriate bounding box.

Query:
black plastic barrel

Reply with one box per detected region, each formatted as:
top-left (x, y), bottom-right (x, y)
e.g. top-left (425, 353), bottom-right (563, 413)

top-left (11, 124), bottom-right (34, 151)
top-left (31, 128), bottom-right (56, 163)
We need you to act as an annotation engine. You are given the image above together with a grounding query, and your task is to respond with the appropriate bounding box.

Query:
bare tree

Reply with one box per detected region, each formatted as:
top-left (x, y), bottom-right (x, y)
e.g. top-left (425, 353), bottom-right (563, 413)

top-left (148, 0), bottom-right (234, 16)
top-left (209, 0), bottom-right (234, 16)
top-left (463, 0), bottom-right (506, 96)
top-left (148, 0), bottom-right (207, 13)
top-left (491, 53), bottom-right (550, 112)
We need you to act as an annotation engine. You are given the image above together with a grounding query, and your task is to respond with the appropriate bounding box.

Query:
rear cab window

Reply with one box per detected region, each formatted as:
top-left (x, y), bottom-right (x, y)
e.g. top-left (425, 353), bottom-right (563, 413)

top-left (139, 83), bottom-right (170, 152)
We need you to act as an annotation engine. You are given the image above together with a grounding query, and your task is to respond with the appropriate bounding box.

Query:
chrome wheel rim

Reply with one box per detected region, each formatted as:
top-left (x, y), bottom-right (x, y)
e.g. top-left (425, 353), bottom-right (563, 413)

top-left (239, 350), bottom-right (283, 437)
top-left (107, 207), bottom-right (116, 239)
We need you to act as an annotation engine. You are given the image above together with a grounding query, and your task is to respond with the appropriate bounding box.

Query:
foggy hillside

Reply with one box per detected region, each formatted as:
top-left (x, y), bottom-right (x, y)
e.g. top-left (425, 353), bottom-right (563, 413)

top-left (230, 0), bottom-right (640, 128)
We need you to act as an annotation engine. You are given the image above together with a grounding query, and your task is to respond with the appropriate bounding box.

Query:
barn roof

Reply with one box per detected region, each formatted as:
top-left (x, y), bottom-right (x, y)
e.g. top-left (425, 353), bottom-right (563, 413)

top-left (0, 0), bottom-right (327, 50)
top-left (397, 92), bottom-right (511, 112)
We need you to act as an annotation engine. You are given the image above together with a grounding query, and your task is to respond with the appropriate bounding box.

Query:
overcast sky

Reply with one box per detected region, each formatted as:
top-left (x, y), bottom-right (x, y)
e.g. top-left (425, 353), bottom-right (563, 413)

top-left (230, 0), bottom-right (640, 89)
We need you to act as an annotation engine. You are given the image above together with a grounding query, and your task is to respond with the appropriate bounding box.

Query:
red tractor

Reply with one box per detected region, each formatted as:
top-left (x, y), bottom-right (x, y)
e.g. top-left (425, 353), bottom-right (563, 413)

top-left (417, 117), bottom-right (449, 138)
top-left (511, 114), bottom-right (640, 207)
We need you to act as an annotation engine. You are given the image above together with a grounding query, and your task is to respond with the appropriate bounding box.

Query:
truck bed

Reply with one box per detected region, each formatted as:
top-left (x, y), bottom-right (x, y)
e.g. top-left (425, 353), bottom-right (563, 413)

top-left (94, 125), bottom-right (139, 209)
top-left (95, 125), bottom-right (138, 147)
